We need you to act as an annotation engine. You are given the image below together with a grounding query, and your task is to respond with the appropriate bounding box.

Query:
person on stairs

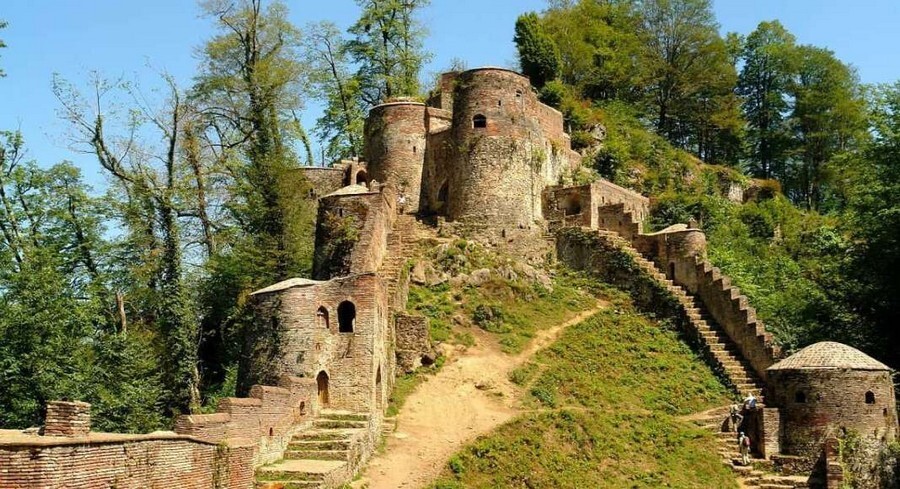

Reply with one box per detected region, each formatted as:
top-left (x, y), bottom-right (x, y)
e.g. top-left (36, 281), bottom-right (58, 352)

top-left (729, 404), bottom-right (743, 432)
top-left (738, 432), bottom-right (751, 466)
top-left (743, 392), bottom-right (757, 410)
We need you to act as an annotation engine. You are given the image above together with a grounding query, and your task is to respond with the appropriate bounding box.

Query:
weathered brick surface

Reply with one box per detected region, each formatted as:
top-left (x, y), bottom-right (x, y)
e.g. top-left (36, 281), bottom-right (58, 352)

top-left (0, 434), bottom-right (253, 489)
top-left (394, 314), bottom-right (431, 373)
top-left (244, 273), bottom-right (390, 414)
top-left (43, 401), bottom-right (91, 437)
top-left (174, 375), bottom-right (317, 466)
top-left (365, 102), bottom-right (427, 213)
top-left (766, 368), bottom-right (898, 460)
top-left (543, 180), bottom-right (649, 234)
top-left (418, 68), bottom-right (579, 240)
top-left (313, 184), bottom-right (396, 281)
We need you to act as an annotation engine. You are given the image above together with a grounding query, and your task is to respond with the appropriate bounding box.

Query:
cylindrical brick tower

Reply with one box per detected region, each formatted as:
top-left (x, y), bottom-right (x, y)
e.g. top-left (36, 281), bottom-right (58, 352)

top-left (364, 101), bottom-right (427, 213)
top-left (766, 342), bottom-right (899, 460)
top-left (445, 68), bottom-right (548, 233)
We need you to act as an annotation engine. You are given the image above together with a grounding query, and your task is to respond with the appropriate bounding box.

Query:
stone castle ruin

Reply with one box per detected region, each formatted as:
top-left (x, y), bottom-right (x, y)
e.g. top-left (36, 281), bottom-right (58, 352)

top-left (0, 67), bottom-right (896, 489)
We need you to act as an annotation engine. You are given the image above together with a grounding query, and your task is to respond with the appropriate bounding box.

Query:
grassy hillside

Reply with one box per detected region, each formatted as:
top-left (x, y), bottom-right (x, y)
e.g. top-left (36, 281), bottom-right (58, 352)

top-left (430, 294), bottom-right (736, 489)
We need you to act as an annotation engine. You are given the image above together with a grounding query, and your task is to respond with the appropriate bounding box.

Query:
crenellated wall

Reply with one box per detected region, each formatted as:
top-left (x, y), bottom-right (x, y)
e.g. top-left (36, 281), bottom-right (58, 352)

top-left (174, 375), bottom-right (318, 466)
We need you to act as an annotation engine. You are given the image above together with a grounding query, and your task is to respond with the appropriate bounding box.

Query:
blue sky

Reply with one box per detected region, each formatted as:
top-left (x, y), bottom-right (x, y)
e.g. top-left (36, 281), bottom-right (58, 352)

top-left (2, 0), bottom-right (899, 186)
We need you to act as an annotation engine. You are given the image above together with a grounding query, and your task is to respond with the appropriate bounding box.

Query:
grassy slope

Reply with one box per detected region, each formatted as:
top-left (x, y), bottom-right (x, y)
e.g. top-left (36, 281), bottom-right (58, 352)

top-left (430, 294), bottom-right (736, 489)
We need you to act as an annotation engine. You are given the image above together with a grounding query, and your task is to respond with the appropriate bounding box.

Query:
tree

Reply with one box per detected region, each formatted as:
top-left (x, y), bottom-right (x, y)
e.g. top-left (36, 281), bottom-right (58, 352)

top-left (788, 45), bottom-right (866, 209)
top-left (513, 12), bottom-right (560, 89)
top-left (346, 0), bottom-right (431, 106)
top-left (637, 0), bottom-right (743, 161)
top-left (541, 0), bottom-right (644, 101)
top-left (53, 74), bottom-right (202, 414)
top-left (738, 21), bottom-right (797, 179)
top-left (305, 21), bottom-right (366, 162)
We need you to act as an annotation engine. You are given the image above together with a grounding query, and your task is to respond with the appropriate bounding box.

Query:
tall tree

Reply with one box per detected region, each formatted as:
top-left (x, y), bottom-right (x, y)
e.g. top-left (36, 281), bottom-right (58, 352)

top-left (513, 12), bottom-right (561, 89)
top-left (541, 0), bottom-right (644, 101)
top-left (738, 21), bottom-right (797, 180)
top-left (346, 0), bottom-right (431, 106)
top-left (305, 21), bottom-right (366, 162)
top-left (194, 0), bottom-right (311, 280)
top-left (53, 74), bottom-right (202, 414)
top-left (637, 0), bottom-right (743, 161)
top-left (788, 46), bottom-right (866, 209)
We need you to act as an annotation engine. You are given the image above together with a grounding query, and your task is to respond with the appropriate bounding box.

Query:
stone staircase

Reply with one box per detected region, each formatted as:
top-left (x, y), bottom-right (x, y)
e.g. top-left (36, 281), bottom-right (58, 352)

top-left (689, 407), bottom-right (814, 488)
top-left (596, 230), bottom-right (766, 397)
top-left (255, 411), bottom-right (370, 489)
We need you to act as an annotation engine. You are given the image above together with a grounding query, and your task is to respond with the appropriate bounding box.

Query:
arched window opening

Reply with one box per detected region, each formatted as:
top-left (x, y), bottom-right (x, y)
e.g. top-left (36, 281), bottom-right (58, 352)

top-left (413, 145), bottom-right (417, 154)
top-left (498, 100), bottom-right (502, 107)
top-left (299, 401), bottom-right (306, 415)
top-left (338, 301), bottom-right (356, 333)
top-left (560, 194), bottom-right (582, 216)
top-left (316, 306), bottom-right (329, 330)
top-left (866, 391), bottom-right (876, 404)
top-left (268, 427), bottom-right (274, 437)
top-left (795, 391), bottom-right (806, 403)
top-left (316, 371), bottom-right (330, 406)
top-left (473, 114), bottom-right (487, 129)
top-left (355, 170), bottom-right (368, 185)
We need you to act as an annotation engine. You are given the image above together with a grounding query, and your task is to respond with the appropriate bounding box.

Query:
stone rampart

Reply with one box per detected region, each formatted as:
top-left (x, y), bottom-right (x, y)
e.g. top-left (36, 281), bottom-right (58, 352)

top-left (174, 375), bottom-right (317, 466)
top-left (0, 413), bottom-right (255, 489)
top-left (394, 314), bottom-right (432, 373)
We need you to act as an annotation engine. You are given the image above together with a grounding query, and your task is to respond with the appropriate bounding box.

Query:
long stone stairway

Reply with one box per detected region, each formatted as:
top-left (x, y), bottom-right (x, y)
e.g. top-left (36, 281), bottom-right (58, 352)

top-left (255, 411), bottom-right (370, 489)
top-left (381, 213), bottom-right (438, 307)
top-left (596, 230), bottom-right (766, 397)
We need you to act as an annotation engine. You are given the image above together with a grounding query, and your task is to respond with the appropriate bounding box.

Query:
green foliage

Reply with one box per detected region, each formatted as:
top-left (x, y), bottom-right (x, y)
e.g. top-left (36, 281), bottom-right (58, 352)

top-left (346, 0), bottom-right (431, 105)
top-left (430, 306), bottom-right (734, 488)
top-left (0, 19), bottom-right (6, 77)
top-left (513, 12), bottom-right (560, 89)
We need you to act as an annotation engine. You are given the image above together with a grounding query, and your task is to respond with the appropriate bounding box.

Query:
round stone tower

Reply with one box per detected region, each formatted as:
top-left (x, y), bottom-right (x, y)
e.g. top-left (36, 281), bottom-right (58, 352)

top-left (445, 68), bottom-right (549, 233)
top-left (766, 342), bottom-right (898, 460)
top-left (364, 101), bottom-right (427, 213)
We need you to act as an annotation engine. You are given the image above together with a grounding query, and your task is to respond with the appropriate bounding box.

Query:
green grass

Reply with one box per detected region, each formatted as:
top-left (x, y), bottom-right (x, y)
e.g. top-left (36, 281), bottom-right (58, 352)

top-left (430, 302), bottom-right (737, 489)
top-left (407, 239), bottom-right (600, 353)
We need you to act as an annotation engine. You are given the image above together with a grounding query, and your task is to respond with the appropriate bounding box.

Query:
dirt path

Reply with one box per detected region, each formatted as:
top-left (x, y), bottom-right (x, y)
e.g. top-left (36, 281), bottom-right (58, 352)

top-left (359, 305), bottom-right (605, 489)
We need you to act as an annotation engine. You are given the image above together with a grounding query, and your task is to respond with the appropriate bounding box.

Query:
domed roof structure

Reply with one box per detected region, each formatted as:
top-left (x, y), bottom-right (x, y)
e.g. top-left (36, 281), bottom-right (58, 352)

top-left (768, 341), bottom-right (890, 371)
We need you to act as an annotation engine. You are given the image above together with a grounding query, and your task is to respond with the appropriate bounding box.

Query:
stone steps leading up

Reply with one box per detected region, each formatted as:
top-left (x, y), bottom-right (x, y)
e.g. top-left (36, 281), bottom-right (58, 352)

top-left (688, 407), bottom-right (812, 489)
top-left (255, 412), bottom-right (370, 489)
top-left (594, 231), bottom-right (766, 396)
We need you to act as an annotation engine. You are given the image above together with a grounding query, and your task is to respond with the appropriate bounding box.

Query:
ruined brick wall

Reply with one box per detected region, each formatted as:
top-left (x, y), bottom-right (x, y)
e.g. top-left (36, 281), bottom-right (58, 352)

top-left (174, 375), bottom-right (317, 466)
top-left (742, 407), bottom-right (781, 458)
top-left (298, 167), bottom-right (346, 200)
top-left (420, 108), bottom-right (453, 214)
top-left (394, 314), bottom-right (431, 373)
top-left (364, 102), bottom-right (427, 213)
top-left (426, 72), bottom-right (459, 112)
top-left (543, 180), bottom-right (649, 233)
top-left (766, 368), bottom-right (898, 461)
top-left (0, 434), bottom-right (253, 489)
top-left (443, 68), bottom-right (578, 238)
top-left (313, 186), bottom-right (395, 281)
top-left (243, 274), bottom-right (390, 414)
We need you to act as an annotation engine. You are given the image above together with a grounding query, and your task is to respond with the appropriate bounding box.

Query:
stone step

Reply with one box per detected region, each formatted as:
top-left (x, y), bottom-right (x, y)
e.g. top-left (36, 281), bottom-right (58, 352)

top-left (256, 460), bottom-right (346, 484)
top-left (292, 429), bottom-right (354, 441)
top-left (288, 439), bottom-right (352, 451)
top-left (256, 481), bottom-right (321, 489)
top-left (284, 449), bottom-right (350, 461)
top-left (313, 419), bottom-right (368, 429)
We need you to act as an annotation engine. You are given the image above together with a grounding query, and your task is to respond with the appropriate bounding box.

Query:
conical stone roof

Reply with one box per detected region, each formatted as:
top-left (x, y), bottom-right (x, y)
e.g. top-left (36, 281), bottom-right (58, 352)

top-left (323, 184), bottom-right (371, 198)
top-left (767, 341), bottom-right (890, 371)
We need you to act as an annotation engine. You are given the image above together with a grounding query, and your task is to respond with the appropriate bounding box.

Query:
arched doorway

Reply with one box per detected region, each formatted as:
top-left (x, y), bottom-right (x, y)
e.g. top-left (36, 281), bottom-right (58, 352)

top-left (561, 193), bottom-right (582, 216)
top-left (317, 371), bottom-right (330, 407)
top-left (355, 170), bottom-right (368, 185)
top-left (437, 181), bottom-right (449, 213)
